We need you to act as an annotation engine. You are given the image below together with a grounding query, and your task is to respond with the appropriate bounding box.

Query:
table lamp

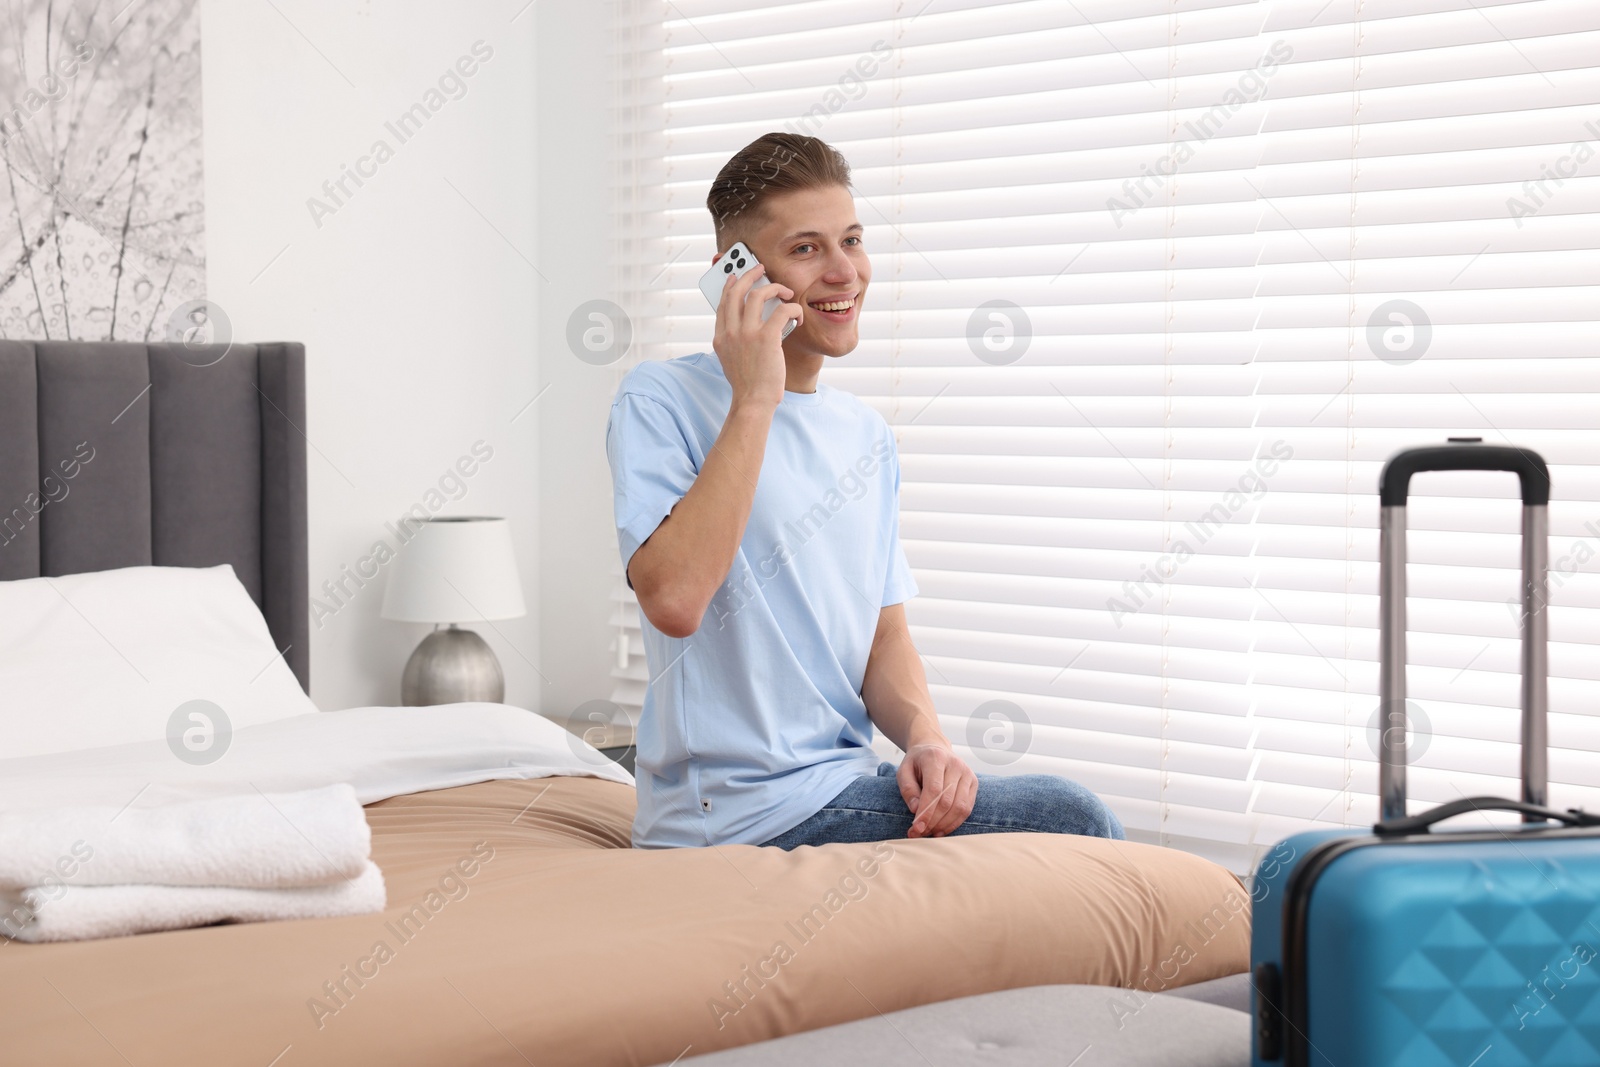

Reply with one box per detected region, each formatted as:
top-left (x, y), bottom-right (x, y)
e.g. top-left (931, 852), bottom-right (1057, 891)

top-left (380, 516), bottom-right (527, 705)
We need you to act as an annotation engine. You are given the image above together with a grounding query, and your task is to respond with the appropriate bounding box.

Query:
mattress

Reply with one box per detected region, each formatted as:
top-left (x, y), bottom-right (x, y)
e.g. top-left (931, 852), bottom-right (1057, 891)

top-left (1, 775), bottom-right (1251, 1066)
top-left (669, 981), bottom-right (1252, 1066)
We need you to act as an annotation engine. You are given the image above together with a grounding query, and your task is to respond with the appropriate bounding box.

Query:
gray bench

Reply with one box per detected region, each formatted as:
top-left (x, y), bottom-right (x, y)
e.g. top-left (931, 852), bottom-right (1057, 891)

top-left (665, 973), bottom-right (1251, 1067)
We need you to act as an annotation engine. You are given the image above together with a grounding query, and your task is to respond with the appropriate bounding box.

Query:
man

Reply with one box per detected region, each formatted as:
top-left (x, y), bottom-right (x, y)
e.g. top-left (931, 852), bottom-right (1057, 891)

top-left (605, 132), bottom-right (1124, 849)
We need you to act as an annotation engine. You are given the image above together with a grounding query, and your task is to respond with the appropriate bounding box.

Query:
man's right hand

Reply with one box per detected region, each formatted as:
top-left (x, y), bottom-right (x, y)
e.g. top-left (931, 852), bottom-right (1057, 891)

top-left (712, 261), bottom-right (802, 411)
top-left (628, 259), bottom-right (798, 638)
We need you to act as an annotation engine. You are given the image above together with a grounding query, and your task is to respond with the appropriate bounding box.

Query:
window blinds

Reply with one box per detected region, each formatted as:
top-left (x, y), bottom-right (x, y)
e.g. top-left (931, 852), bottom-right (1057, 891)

top-left (606, 0), bottom-right (1600, 874)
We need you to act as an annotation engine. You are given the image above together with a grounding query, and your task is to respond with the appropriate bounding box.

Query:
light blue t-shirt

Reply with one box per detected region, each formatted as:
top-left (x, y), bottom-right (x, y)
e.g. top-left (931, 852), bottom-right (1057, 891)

top-left (605, 352), bottom-right (919, 848)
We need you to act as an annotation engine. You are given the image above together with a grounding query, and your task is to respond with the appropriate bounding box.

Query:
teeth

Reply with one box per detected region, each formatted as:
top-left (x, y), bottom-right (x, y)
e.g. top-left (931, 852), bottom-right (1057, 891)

top-left (811, 299), bottom-right (854, 312)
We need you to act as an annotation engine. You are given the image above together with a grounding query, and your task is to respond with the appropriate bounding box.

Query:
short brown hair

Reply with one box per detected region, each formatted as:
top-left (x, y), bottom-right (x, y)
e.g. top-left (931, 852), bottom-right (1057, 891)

top-left (706, 132), bottom-right (852, 251)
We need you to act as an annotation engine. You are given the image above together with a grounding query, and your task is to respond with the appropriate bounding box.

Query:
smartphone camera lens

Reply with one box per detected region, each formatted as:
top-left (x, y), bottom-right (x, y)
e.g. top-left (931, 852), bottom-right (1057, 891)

top-left (735, 258), bottom-right (747, 269)
top-left (724, 263), bottom-right (734, 274)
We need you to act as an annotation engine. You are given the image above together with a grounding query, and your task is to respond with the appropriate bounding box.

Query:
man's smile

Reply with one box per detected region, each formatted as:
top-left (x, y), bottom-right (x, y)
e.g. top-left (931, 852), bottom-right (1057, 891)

top-left (806, 293), bottom-right (858, 322)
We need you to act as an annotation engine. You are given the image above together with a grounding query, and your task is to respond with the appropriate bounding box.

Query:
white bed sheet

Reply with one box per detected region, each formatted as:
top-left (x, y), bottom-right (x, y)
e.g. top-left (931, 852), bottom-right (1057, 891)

top-left (0, 703), bottom-right (633, 815)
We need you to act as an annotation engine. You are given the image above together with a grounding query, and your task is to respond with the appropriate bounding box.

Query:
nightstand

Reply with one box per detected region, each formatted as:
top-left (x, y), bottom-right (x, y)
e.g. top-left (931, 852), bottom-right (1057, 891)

top-left (551, 708), bottom-right (636, 776)
top-left (597, 740), bottom-right (636, 775)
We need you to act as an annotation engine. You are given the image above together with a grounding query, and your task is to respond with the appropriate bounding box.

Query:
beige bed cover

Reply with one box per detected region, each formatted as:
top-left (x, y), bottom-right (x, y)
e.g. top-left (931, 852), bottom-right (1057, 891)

top-left (0, 775), bottom-right (1250, 1066)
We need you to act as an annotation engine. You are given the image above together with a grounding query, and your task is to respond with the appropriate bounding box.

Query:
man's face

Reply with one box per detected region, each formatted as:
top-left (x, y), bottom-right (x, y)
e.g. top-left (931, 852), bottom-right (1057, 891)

top-left (736, 184), bottom-right (869, 359)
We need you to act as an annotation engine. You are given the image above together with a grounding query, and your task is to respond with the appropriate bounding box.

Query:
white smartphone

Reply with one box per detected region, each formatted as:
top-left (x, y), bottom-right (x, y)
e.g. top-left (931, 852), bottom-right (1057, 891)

top-left (699, 241), bottom-right (797, 339)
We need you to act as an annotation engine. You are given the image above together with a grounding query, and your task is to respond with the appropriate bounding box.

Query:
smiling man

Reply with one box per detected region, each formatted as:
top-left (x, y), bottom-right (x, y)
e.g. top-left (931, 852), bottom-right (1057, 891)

top-left (605, 132), bottom-right (1124, 850)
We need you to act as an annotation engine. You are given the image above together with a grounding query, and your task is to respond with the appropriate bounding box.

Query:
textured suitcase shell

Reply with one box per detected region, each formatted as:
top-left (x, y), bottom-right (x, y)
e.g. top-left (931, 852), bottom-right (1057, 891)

top-left (1251, 827), bottom-right (1600, 1066)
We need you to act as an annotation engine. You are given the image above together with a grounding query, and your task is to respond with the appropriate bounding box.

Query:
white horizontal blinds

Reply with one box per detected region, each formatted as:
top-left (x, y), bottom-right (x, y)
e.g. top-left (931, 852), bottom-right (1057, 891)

top-left (607, 0), bottom-right (669, 719)
top-left (1245, 0), bottom-right (1600, 864)
top-left (842, 1), bottom-right (1284, 873)
top-left (607, 0), bottom-right (1600, 873)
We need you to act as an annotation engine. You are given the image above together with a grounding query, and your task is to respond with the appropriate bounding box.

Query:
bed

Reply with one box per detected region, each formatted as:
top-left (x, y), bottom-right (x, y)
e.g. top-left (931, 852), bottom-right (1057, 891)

top-left (0, 340), bottom-right (1252, 1066)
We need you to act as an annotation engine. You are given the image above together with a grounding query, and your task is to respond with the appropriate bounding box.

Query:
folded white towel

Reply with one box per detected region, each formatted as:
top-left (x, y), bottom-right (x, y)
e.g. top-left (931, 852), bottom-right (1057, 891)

top-left (0, 860), bottom-right (386, 943)
top-left (0, 783), bottom-right (370, 890)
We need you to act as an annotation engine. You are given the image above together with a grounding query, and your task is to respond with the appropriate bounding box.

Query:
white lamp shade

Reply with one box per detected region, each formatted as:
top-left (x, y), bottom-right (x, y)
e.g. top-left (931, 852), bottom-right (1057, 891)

top-left (380, 517), bottom-right (527, 624)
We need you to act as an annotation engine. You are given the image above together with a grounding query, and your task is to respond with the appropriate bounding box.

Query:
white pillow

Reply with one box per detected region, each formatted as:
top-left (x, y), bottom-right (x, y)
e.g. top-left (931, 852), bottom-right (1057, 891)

top-left (0, 564), bottom-right (319, 759)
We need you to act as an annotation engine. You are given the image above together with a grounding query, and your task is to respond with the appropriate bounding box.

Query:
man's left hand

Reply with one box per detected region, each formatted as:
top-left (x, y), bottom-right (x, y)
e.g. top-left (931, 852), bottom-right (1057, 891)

top-left (897, 742), bottom-right (978, 838)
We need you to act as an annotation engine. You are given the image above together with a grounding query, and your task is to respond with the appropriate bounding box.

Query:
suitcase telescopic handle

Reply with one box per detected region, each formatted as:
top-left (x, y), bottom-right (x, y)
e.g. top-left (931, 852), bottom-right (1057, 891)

top-left (1378, 440), bottom-right (1551, 508)
top-left (1377, 438), bottom-right (1552, 823)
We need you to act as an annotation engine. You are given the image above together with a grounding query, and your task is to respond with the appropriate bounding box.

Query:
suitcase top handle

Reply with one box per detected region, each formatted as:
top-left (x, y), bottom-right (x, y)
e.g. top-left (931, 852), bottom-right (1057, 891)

top-left (1378, 437), bottom-right (1550, 507)
top-left (1374, 795), bottom-right (1600, 835)
top-left (1377, 438), bottom-right (1551, 823)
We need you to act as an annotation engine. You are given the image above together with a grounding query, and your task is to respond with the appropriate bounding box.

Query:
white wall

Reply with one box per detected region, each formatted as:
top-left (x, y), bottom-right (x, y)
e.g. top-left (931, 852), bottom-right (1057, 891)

top-left (201, 0), bottom-right (558, 711)
top-left (531, 1), bottom-right (625, 730)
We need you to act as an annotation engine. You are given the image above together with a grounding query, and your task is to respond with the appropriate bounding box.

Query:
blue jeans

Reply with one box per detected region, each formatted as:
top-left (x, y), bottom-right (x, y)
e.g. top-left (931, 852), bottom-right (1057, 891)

top-left (759, 760), bottom-right (1125, 849)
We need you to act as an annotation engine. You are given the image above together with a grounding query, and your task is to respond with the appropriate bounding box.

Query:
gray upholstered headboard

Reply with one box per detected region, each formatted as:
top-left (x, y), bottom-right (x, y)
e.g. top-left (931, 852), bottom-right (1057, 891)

top-left (0, 340), bottom-right (310, 693)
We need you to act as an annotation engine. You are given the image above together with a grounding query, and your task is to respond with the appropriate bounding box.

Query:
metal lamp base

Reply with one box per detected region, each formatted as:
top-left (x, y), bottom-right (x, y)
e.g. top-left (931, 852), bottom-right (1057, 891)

top-left (401, 625), bottom-right (504, 706)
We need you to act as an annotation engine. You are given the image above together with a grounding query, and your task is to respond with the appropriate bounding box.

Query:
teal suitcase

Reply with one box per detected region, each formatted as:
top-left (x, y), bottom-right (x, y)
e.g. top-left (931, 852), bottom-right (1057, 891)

top-left (1250, 440), bottom-right (1600, 1066)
